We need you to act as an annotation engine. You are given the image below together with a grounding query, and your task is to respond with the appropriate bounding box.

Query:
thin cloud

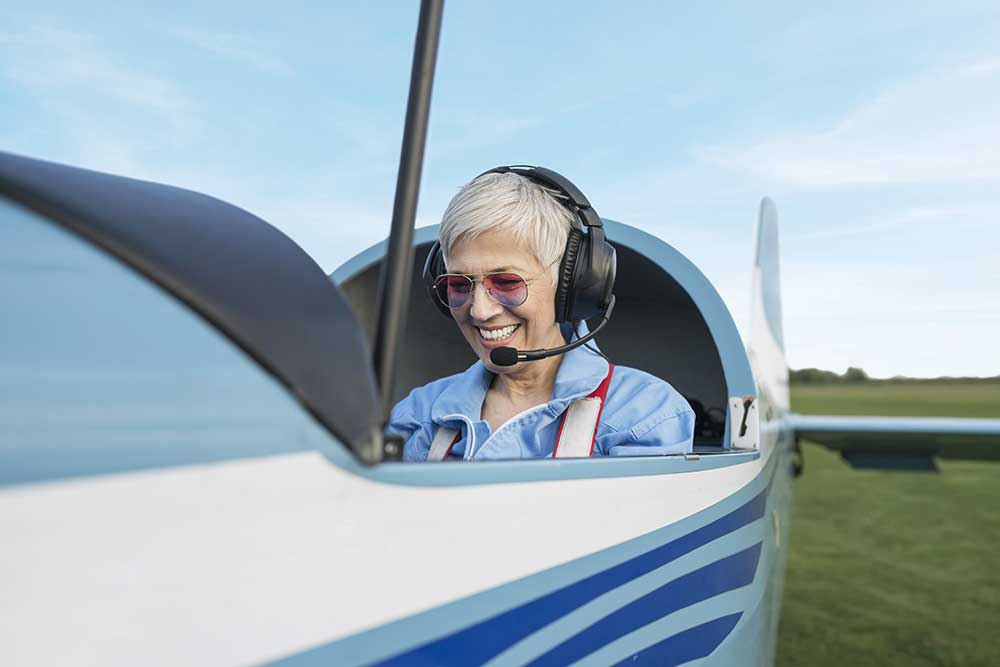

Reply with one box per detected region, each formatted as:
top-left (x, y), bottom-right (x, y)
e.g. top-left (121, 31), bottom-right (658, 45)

top-left (427, 107), bottom-right (547, 161)
top-left (0, 23), bottom-right (200, 174)
top-left (169, 28), bottom-right (293, 76)
top-left (787, 203), bottom-right (1000, 241)
top-left (693, 57), bottom-right (1000, 187)
top-left (257, 196), bottom-right (441, 273)
top-left (964, 58), bottom-right (1000, 75)
top-left (1, 24), bottom-right (196, 122)
top-left (781, 256), bottom-right (1000, 377)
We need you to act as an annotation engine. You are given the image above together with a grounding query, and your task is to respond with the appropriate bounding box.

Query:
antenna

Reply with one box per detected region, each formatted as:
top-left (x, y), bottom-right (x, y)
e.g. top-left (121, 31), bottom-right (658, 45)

top-left (371, 0), bottom-right (444, 461)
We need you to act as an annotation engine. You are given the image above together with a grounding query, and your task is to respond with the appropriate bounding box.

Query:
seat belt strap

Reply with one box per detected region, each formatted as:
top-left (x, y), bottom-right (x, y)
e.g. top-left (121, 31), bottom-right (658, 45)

top-left (427, 426), bottom-right (460, 461)
top-left (427, 364), bottom-right (615, 461)
top-left (553, 364), bottom-right (615, 458)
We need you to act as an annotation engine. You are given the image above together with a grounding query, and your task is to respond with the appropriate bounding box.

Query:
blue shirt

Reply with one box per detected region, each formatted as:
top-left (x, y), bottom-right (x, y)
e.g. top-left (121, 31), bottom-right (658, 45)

top-left (387, 327), bottom-right (695, 461)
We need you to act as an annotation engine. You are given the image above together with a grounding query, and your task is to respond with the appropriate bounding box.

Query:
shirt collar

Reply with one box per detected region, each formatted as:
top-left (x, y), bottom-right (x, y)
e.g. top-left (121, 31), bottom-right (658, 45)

top-left (430, 321), bottom-right (610, 424)
top-left (551, 321), bottom-right (610, 404)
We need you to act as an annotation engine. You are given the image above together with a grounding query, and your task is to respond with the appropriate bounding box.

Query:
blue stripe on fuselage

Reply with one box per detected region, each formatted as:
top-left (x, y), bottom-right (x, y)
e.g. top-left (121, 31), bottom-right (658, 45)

top-left (370, 489), bottom-right (766, 667)
top-left (527, 544), bottom-right (761, 666)
top-left (611, 613), bottom-right (744, 667)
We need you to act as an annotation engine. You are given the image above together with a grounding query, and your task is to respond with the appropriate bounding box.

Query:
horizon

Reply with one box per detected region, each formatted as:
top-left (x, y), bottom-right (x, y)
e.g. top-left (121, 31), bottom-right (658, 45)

top-left (789, 366), bottom-right (1000, 381)
top-left (3, 3), bottom-right (999, 377)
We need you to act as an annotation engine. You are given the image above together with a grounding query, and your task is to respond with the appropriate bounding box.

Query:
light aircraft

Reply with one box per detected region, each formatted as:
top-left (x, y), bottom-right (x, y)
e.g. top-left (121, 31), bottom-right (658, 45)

top-left (2, 1), bottom-right (998, 665)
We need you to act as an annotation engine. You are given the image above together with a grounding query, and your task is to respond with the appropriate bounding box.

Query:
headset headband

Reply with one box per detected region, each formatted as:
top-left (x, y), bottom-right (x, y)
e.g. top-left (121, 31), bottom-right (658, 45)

top-left (479, 165), bottom-right (605, 231)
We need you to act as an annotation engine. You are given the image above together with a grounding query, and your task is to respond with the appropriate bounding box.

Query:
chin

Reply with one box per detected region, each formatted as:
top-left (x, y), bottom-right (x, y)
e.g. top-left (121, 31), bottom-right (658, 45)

top-left (484, 357), bottom-right (515, 374)
top-left (476, 345), bottom-right (509, 374)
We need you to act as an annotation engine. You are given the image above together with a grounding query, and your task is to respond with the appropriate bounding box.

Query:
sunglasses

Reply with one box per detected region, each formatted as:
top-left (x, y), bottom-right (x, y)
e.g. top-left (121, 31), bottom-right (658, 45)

top-left (433, 271), bottom-right (539, 310)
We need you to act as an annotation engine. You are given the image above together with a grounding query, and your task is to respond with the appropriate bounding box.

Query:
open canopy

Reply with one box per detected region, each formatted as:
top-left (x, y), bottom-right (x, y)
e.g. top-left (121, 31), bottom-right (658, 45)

top-left (0, 151), bottom-right (380, 454)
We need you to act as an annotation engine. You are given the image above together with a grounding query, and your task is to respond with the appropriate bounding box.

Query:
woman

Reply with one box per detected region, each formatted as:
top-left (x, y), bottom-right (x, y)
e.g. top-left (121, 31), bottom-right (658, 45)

top-left (387, 167), bottom-right (695, 461)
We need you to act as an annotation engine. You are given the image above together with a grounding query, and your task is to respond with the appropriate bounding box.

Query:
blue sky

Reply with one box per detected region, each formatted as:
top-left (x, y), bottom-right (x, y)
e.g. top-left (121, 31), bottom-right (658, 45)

top-left (3, 2), bottom-right (999, 377)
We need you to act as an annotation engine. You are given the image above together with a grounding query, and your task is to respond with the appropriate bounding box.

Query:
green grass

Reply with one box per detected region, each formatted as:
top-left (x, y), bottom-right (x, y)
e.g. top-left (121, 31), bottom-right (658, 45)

top-left (790, 381), bottom-right (1000, 418)
top-left (775, 383), bottom-right (1000, 666)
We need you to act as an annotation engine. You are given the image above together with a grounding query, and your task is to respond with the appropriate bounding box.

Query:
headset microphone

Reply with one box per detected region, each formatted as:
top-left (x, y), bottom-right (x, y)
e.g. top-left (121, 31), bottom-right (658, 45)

top-left (489, 296), bottom-right (615, 367)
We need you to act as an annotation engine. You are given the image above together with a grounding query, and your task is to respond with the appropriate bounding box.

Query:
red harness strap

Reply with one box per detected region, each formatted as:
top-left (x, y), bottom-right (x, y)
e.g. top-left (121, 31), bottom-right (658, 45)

top-left (427, 364), bottom-right (616, 461)
top-left (444, 431), bottom-right (460, 458)
top-left (552, 364), bottom-right (615, 458)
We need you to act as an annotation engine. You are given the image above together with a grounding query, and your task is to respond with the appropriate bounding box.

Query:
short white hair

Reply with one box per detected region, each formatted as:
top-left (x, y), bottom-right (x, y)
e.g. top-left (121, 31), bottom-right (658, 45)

top-left (439, 172), bottom-right (573, 280)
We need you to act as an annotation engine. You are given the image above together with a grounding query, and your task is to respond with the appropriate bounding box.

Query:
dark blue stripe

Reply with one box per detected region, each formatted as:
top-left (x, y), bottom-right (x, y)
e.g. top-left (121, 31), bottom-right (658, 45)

top-left (529, 543), bottom-right (761, 666)
top-left (370, 488), bottom-right (766, 667)
top-left (611, 613), bottom-right (743, 667)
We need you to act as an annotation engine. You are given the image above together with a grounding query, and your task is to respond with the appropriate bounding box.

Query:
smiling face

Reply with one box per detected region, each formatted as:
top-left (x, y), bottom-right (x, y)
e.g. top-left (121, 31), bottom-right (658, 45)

top-left (446, 229), bottom-right (565, 374)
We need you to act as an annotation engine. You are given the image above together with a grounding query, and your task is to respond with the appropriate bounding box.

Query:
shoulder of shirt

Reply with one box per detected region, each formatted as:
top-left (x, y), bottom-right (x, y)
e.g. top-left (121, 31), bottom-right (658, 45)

top-left (603, 364), bottom-right (694, 429)
top-left (389, 369), bottom-right (467, 422)
top-left (608, 364), bottom-right (684, 396)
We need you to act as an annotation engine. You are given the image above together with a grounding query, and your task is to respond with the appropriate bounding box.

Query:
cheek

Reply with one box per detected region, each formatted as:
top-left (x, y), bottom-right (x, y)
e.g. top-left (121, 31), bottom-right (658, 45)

top-left (526, 284), bottom-right (558, 325)
top-left (453, 311), bottom-right (475, 334)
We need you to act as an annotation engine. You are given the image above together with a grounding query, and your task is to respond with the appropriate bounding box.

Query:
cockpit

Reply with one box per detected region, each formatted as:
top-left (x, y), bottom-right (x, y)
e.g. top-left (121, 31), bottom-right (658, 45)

top-left (334, 221), bottom-right (755, 454)
top-left (1, 150), bottom-right (758, 487)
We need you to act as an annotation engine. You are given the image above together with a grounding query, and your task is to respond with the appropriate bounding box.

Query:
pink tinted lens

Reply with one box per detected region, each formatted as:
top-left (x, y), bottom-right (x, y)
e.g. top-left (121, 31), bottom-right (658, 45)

top-left (484, 273), bottom-right (528, 307)
top-left (435, 275), bottom-right (472, 308)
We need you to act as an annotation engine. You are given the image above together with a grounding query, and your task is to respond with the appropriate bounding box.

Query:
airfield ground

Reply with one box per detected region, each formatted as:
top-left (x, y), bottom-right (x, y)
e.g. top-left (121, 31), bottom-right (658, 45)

top-left (776, 381), bottom-right (1000, 666)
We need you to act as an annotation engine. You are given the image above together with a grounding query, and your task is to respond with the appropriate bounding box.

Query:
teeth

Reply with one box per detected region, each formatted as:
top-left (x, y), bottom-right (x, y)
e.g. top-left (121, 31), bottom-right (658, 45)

top-left (478, 324), bottom-right (519, 341)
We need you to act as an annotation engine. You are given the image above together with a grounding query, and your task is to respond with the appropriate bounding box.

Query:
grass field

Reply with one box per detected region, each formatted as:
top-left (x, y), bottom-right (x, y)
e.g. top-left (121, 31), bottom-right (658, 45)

top-left (775, 382), bottom-right (1000, 666)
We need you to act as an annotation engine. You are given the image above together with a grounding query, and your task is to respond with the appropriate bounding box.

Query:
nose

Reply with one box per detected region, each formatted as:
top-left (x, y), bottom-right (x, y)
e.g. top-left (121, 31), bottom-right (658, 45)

top-left (468, 281), bottom-right (503, 322)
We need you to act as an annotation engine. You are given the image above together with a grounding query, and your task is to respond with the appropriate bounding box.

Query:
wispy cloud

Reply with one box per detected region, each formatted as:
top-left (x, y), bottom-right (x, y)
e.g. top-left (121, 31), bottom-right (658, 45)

top-left (0, 23), bottom-right (200, 175)
top-left (964, 58), bottom-right (1000, 76)
top-left (787, 203), bottom-right (1000, 241)
top-left (169, 28), bottom-right (293, 75)
top-left (428, 108), bottom-right (546, 159)
top-left (694, 57), bottom-right (1000, 187)
top-left (781, 254), bottom-right (1000, 377)
top-left (256, 196), bottom-right (440, 272)
top-left (1, 24), bottom-right (196, 123)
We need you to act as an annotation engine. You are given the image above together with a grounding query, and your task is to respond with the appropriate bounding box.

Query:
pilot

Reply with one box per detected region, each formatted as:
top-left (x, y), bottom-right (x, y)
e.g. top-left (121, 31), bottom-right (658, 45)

top-left (387, 166), bottom-right (695, 461)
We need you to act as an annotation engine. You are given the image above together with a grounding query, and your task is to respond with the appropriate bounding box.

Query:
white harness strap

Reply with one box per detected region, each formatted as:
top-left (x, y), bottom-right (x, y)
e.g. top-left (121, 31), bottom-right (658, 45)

top-left (427, 426), bottom-right (459, 462)
top-left (553, 363), bottom-right (615, 458)
top-left (552, 397), bottom-right (603, 458)
top-left (427, 364), bottom-right (614, 461)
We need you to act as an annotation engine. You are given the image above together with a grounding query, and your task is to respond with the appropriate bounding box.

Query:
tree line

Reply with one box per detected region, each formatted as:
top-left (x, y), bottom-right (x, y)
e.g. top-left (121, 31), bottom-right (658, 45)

top-left (789, 367), bottom-right (1000, 384)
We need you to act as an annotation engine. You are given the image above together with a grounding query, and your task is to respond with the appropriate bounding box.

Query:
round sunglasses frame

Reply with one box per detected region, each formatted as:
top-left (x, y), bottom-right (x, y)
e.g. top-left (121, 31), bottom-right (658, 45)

top-left (432, 270), bottom-right (547, 310)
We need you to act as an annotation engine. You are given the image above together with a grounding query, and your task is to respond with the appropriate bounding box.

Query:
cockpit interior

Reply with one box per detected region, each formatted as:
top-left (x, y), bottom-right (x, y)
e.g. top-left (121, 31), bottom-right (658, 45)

top-left (337, 230), bottom-right (734, 451)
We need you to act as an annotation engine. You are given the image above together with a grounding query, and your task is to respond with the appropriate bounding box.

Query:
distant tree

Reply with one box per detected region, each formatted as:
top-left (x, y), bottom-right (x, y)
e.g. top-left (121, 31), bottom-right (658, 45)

top-left (843, 366), bottom-right (869, 382)
top-left (790, 368), bottom-right (843, 384)
top-left (790, 366), bottom-right (1000, 385)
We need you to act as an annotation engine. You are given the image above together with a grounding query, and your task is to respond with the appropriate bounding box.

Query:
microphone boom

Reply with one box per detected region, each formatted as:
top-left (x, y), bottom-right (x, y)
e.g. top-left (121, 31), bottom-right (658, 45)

top-left (488, 296), bottom-right (616, 367)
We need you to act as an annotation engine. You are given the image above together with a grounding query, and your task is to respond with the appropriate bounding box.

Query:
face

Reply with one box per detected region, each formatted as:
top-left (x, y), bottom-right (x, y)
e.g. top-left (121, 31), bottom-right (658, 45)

top-left (445, 230), bottom-right (564, 374)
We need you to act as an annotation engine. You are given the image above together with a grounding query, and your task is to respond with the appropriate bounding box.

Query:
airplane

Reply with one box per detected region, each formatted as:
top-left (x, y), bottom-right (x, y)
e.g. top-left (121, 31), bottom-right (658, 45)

top-left (2, 1), bottom-right (998, 665)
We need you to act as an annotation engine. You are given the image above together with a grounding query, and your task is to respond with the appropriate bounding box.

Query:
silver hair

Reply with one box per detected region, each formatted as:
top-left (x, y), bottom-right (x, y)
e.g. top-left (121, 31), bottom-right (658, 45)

top-left (439, 172), bottom-right (573, 281)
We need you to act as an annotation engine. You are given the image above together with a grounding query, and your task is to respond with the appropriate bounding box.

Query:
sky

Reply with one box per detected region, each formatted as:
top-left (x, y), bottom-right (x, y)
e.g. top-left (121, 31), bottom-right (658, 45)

top-left (2, 2), bottom-right (999, 378)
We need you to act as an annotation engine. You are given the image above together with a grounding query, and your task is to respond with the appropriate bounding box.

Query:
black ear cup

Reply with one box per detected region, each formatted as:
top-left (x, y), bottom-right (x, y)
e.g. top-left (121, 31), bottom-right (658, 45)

top-left (555, 228), bottom-right (584, 322)
top-left (567, 238), bottom-right (616, 322)
top-left (422, 241), bottom-right (452, 318)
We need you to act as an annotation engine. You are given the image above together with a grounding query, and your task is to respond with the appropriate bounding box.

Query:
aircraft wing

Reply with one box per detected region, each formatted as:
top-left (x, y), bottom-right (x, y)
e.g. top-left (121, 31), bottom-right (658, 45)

top-left (788, 413), bottom-right (1000, 468)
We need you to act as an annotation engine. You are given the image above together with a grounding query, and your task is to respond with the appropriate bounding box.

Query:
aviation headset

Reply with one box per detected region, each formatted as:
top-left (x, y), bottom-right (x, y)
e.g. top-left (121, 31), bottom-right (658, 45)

top-left (422, 165), bottom-right (617, 324)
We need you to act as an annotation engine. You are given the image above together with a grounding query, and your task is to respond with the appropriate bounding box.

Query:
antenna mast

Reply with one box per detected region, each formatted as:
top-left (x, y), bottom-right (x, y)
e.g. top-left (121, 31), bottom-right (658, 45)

top-left (371, 0), bottom-right (444, 460)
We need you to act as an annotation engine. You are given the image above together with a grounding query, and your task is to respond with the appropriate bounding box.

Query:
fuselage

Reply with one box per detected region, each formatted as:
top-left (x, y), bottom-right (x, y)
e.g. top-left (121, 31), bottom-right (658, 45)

top-left (0, 154), bottom-right (794, 666)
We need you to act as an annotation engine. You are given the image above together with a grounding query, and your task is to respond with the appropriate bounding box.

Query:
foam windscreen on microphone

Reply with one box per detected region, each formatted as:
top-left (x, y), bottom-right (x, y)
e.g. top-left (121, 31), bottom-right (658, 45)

top-left (489, 347), bottom-right (520, 367)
